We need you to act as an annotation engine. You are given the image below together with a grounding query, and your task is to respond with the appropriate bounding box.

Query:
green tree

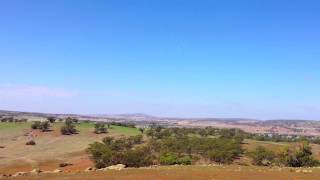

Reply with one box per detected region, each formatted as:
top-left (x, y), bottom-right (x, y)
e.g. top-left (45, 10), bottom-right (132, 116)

top-left (279, 142), bottom-right (319, 167)
top-left (94, 123), bottom-right (107, 134)
top-left (47, 117), bottom-right (56, 123)
top-left (87, 142), bottom-right (113, 168)
top-left (61, 118), bottom-right (77, 135)
top-left (249, 146), bottom-right (275, 166)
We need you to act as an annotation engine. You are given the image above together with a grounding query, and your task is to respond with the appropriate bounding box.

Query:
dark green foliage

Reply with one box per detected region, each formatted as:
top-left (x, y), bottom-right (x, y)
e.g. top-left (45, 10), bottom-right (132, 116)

top-left (139, 128), bottom-right (144, 134)
top-left (31, 121), bottom-right (41, 129)
top-left (88, 142), bottom-right (113, 168)
top-left (31, 121), bottom-right (50, 132)
top-left (249, 146), bottom-right (275, 166)
top-left (109, 122), bottom-right (136, 128)
top-left (88, 136), bottom-right (152, 168)
top-left (26, 140), bottom-right (36, 145)
top-left (47, 117), bottom-right (56, 123)
top-left (40, 121), bottom-right (50, 132)
top-left (89, 126), bottom-right (244, 168)
top-left (122, 147), bottom-right (153, 167)
top-left (159, 152), bottom-right (191, 165)
top-left (279, 142), bottom-right (319, 167)
top-left (159, 152), bottom-right (178, 165)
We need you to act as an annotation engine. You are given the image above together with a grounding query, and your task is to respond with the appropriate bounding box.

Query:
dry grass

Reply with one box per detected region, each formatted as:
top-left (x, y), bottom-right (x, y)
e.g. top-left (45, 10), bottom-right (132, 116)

top-left (0, 122), bottom-right (141, 174)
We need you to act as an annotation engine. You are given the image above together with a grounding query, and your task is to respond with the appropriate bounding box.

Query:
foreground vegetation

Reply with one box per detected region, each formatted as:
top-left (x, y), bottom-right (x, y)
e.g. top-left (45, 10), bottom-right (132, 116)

top-left (88, 126), bottom-right (319, 168)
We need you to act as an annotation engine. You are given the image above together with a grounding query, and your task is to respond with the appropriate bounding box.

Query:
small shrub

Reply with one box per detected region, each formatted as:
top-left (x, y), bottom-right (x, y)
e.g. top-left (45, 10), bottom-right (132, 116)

top-left (94, 123), bottom-right (107, 134)
top-left (26, 140), bottom-right (36, 145)
top-left (61, 119), bottom-right (77, 135)
top-left (59, 163), bottom-right (72, 167)
top-left (160, 152), bottom-right (178, 165)
top-left (47, 117), bottom-right (56, 123)
top-left (249, 146), bottom-right (275, 166)
top-left (31, 121), bottom-right (41, 129)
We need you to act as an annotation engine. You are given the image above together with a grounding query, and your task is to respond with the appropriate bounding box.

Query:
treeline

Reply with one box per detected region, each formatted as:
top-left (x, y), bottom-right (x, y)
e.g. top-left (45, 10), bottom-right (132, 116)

top-left (0, 116), bottom-right (28, 123)
top-left (179, 125), bottom-right (320, 146)
top-left (108, 122), bottom-right (136, 128)
top-left (88, 126), bottom-right (244, 168)
top-left (248, 133), bottom-right (320, 145)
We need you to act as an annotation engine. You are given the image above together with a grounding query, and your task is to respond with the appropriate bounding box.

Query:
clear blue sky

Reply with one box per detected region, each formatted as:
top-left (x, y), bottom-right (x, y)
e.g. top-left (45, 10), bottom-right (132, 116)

top-left (0, 0), bottom-right (319, 119)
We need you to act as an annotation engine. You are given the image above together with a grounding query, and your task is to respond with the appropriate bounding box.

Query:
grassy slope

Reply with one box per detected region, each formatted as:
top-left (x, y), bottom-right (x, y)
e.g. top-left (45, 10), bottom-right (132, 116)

top-left (0, 122), bottom-right (141, 173)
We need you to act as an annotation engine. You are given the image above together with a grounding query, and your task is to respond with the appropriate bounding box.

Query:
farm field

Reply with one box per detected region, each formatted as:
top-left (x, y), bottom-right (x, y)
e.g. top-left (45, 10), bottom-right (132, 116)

top-left (0, 122), bottom-right (141, 174)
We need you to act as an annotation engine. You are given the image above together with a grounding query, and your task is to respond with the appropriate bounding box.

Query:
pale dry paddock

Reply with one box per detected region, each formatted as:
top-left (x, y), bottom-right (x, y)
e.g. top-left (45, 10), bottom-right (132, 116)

top-left (0, 122), bottom-right (141, 174)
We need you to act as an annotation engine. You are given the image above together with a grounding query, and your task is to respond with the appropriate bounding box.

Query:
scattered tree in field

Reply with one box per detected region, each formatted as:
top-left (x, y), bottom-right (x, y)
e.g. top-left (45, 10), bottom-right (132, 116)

top-left (40, 121), bottom-right (50, 132)
top-left (31, 121), bottom-right (50, 132)
top-left (249, 146), bottom-right (275, 166)
top-left (31, 121), bottom-right (41, 129)
top-left (61, 118), bottom-right (77, 135)
top-left (94, 123), bottom-right (107, 134)
top-left (47, 117), bottom-right (56, 123)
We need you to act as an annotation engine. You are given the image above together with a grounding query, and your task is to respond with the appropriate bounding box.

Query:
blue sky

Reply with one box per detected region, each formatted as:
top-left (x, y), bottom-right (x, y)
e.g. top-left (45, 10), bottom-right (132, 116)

top-left (0, 0), bottom-right (319, 119)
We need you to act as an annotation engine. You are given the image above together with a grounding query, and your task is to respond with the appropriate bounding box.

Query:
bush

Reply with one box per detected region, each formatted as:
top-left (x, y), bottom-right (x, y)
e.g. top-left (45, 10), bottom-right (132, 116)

top-left (26, 140), bottom-right (36, 145)
top-left (31, 121), bottom-right (41, 129)
top-left (31, 121), bottom-right (50, 132)
top-left (177, 156), bottom-right (192, 165)
top-left (133, 135), bottom-right (143, 144)
top-left (139, 128), bottom-right (144, 134)
top-left (94, 123), bottom-right (107, 134)
top-left (159, 152), bottom-right (192, 165)
top-left (160, 152), bottom-right (178, 165)
top-left (87, 142), bottom-right (113, 168)
top-left (40, 121), bottom-right (50, 132)
top-left (61, 119), bottom-right (77, 135)
top-left (249, 146), bottom-right (275, 166)
top-left (279, 142), bottom-right (319, 167)
top-left (47, 117), bottom-right (56, 123)
top-left (122, 147), bottom-right (153, 167)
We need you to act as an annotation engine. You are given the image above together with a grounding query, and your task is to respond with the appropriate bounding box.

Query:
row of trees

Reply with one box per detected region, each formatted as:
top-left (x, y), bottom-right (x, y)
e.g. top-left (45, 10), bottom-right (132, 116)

top-left (249, 133), bottom-right (320, 145)
top-left (0, 117), bottom-right (28, 123)
top-left (108, 122), bottom-right (136, 128)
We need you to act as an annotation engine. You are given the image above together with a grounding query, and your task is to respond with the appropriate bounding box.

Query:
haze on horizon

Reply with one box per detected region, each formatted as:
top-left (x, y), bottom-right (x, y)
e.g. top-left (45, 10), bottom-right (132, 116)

top-left (0, 0), bottom-right (319, 120)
